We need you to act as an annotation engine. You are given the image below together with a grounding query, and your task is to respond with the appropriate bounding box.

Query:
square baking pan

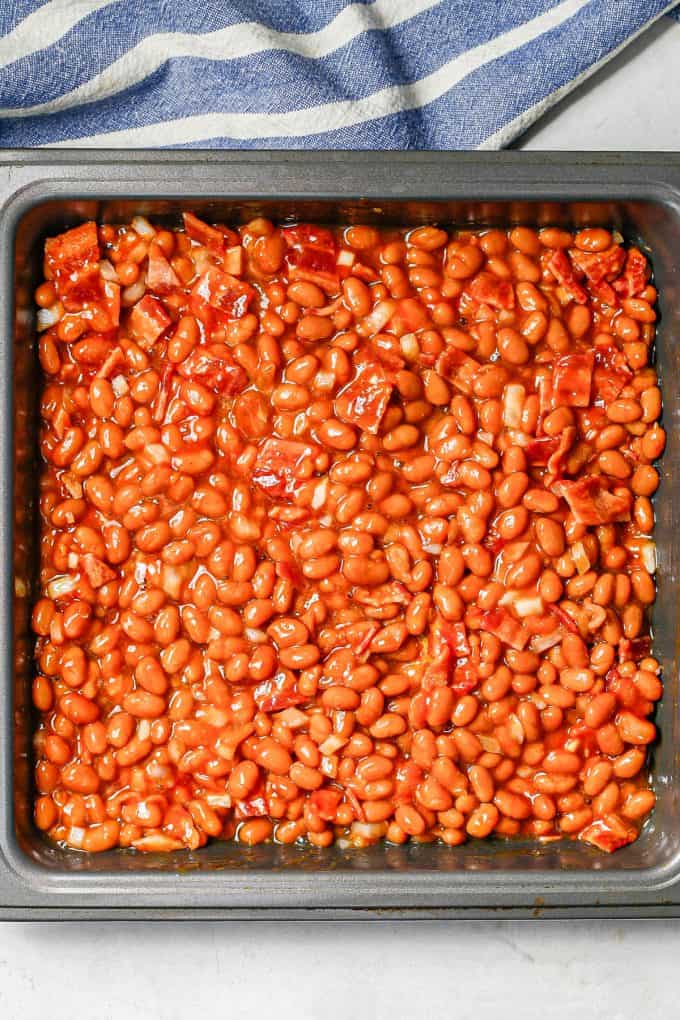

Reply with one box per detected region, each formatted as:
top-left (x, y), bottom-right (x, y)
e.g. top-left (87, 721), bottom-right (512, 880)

top-left (1, 150), bottom-right (679, 920)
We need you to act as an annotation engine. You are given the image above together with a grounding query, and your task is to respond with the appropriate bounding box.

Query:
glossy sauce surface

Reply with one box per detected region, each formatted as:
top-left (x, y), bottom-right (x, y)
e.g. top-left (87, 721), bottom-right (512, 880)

top-left (31, 215), bottom-right (663, 853)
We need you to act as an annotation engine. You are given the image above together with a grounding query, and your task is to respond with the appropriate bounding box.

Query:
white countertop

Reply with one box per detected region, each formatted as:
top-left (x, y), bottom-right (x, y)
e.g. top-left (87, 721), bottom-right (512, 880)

top-left (3, 15), bottom-right (680, 1018)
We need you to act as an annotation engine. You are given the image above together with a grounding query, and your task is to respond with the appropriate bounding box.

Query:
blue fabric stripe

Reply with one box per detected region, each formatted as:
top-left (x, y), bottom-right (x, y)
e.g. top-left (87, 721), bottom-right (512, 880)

top-left (0, 0), bottom-right (676, 150)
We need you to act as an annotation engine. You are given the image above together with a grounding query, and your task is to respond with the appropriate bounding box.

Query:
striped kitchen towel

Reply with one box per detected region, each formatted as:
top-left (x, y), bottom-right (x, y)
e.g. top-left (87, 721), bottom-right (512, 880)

top-left (0, 0), bottom-right (677, 149)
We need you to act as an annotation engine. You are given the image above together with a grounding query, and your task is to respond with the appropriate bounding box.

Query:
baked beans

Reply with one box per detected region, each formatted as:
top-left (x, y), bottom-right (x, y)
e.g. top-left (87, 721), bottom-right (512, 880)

top-left (32, 216), bottom-right (661, 854)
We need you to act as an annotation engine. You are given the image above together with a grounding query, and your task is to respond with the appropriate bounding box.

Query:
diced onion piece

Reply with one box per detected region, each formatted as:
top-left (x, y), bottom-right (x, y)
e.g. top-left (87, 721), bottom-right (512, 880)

top-left (134, 561), bottom-right (148, 585)
top-left (223, 245), bottom-right (243, 276)
top-left (277, 708), bottom-right (308, 730)
top-left (311, 477), bottom-right (329, 511)
top-left (503, 383), bottom-right (525, 428)
top-left (422, 542), bottom-right (442, 555)
top-left (320, 755), bottom-right (338, 778)
top-left (314, 371), bottom-right (336, 392)
top-left (507, 713), bottom-right (525, 745)
top-left (121, 279), bottom-right (146, 307)
top-left (131, 215), bottom-right (155, 238)
top-left (318, 734), bottom-right (348, 756)
top-left (205, 793), bottom-right (233, 809)
top-left (512, 594), bottom-right (544, 618)
top-left (61, 473), bottom-right (83, 498)
top-left (571, 541), bottom-right (590, 575)
top-left (68, 826), bottom-right (86, 849)
top-left (111, 374), bottom-right (129, 397)
top-left (531, 629), bottom-right (563, 652)
top-left (506, 428), bottom-right (530, 448)
top-left (47, 574), bottom-right (78, 599)
top-left (360, 299), bottom-right (396, 335)
top-left (99, 258), bottom-right (120, 282)
top-left (337, 249), bottom-right (356, 267)
top-left (641, 540), bottom-right (657, 574)
top-left (400, 332), bottom-right (420, 361)
top-left (351, 821), bottom-right (387, 840)
top-left (67, 552), bottom-right (79, 569)
top-left (137, 720), bottom-right (152, 741)
top-left (161, 564), bottom-right (183, 599)
top-left (37, 304), bottom-right (63, 331)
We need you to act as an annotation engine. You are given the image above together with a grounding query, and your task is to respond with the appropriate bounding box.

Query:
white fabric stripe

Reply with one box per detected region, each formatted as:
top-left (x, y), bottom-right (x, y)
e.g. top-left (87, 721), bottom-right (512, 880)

top-left (44, 0), bottom-right (590, 147)
top-left (479, 0), bottom-right (679, 149)
top-left (1, 0), bottom-right (441, 119)
top-left (0, 0), bottom-right (119, 69)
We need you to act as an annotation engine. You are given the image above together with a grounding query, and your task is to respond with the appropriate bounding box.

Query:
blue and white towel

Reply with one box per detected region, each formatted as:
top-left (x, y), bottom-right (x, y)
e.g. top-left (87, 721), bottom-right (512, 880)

top-left (0, 0), bottom-right (677, 149)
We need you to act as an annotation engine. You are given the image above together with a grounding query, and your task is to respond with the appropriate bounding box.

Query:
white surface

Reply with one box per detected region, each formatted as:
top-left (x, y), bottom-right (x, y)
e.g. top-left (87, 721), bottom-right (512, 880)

top-left (4, 15), bottom-right (680, 1017)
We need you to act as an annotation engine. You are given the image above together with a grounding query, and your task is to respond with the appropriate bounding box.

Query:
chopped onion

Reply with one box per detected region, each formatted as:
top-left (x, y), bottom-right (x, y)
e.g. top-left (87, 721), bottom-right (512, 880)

top-left (360, 299), bottom-right (396, 335)
top-left (61, 473), bottom-right (83, 498)
top-left (512, 594), bottom-right (544, 618)
top-left (531, 629), bottom-right (563, 652)
top-left (134, 561), bottom-right (148, 586)
top-left (131, 215), bottom-right (155, 238)
top-left (67, 552), bottom-right (79, 570)
top-left (422, 542), bottom-right (442, 555)
top-left (245, 627), bottom-right (267, 644)
top-left (506, 428), bottom-right (530, 448)
top-left (351, 821), bottom-right (387, 840)
top-left (571, 541), bottom-right (590, 575)
top-left (337, 249), bottom-right (355, 267)
top-left (641, 540), bottom-right (657, 574)
top-left (205, 793), bottom-right (233, 809)
top-left (224, 245), bottom-right (243, 276)
top-left (318, 734), bottom-right (348, 756)
top-left (507, 713), bottom-right (525, 745)
top-left (161, 564), bottom-right (183, 599)
top-left (503, 383), bottom-right (525, 428)
top-left (37, 304), bottom-right (62, 331)
top-left (99, 258), bottom-right (119, 282)
top-left (278, 708), bottom-right (308, 730)
top-left (68, 827), bottom-right (86, 850)
top-left (320, 755), bottom-right (338, 778)
top-left (311, 477), bottom-right (329, 510)
top-left (400, 332), bottom-right (420, 361)
top-left (47, 574), bottom-right (78, 599)
top-left (111, 374), bottom-right (129, 397)
top-left (314, 371), bottom-right (335, 392)
top-left (121, 279), bottom-right (146, 307)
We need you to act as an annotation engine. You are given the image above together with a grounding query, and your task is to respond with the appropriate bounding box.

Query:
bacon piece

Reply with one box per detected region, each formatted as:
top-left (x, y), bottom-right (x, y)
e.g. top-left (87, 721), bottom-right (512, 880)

top-left (146, 242), bottom-right (181, 293)
top-left (177, 343), bottom-right (248, 395)
top-left (356, 624), bottom-right (380, 660)
top-left (525, 435), bottom-right (560, 467)
top-left (309, 788), bottom-right (343, 821)
top-left (334, 356), bottom-right (393, 434)
top-left (80, 553), bottom-right (116, 589)
top-left (579, 814), bottom-right (637, 853)
top-left (552, 351), bottom-right (594, 408)
top-left (478, 607), bottom-right (529, 651)
top-left (283, 223), bottom-right (340, 294)
top-left (190, 267), bottom-right (255, 330)
top-left (547, 603), bottom-right (579, 634)
top-left (613, 247), bottom-right (649, 298)
top-left (252, 437), bottom-right (319, 500)
top-left (253, 671), bottom-right (305, 713)
top-left (393, 760), bottom-right (424, 805)
top-left (570, 246), bottom-right (626, 286)
top-left (592, 342), bottom-right (633, 403)
top-left (552, 476), bottom-right (632, 526)
top-left (435, 346), bottom-right (481, 392)
top-left (234, 786), bottom-right (269, 819)
top-left (466, 271), bottom-right (515, 310)
top-left (128, 294), bottom-right (172, 348)
top-left (152, 363), bottom-right (176, 423)
top-left (183, 211), bottom-right (236, 252)
top-left (546, 426), bottom-right (577, 480)
top-left (547, 249), bottom-right (588, 304)
top-left (45, 221), bottom-right (101, 310)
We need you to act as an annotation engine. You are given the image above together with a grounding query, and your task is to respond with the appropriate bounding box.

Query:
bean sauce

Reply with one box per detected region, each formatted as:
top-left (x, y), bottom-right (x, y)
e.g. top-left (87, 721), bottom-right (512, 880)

top-left (32, 215), bottom-right (662, 854)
